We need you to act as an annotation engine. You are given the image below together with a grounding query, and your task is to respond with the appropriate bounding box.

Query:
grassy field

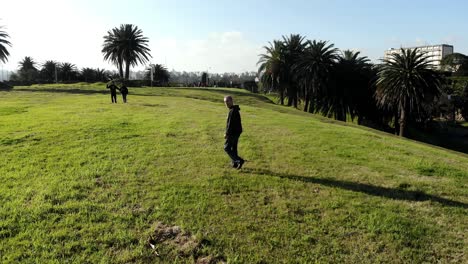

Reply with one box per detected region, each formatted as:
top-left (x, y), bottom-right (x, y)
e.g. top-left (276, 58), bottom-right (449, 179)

top-left (1, 83), bottom-right (467, 263)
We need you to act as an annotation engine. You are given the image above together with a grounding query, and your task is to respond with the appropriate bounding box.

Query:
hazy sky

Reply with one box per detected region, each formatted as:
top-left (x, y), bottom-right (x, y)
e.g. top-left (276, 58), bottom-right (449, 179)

top-left (1, 0), bottom-right (467, 73)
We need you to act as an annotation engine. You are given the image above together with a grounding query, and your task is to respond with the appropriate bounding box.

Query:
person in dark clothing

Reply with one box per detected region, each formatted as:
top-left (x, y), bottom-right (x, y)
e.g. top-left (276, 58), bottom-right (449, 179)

top-left (224, 95), bottom-right (245, 169)
top-left (107, 83), bottom-right (118, 103)
top-left (119, 84), bottom-right (128, 103)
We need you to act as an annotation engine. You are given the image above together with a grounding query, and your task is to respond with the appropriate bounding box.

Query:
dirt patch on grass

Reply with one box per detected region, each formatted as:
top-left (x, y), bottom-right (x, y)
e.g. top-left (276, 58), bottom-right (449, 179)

top-left (148, 222), bottom-right (225, 263)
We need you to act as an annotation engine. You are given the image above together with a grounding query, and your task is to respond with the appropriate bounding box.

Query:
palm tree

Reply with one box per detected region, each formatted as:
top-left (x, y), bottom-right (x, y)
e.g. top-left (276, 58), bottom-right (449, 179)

top-left (95, 68), bottom-right (108, 82)
top-left (324, 50), bottom-right (371, 121)
top-left (18, 56), bottom-right (37, 71)
top-left (102, 28), bottom-right (124, 78)
top-left (376, 48), bottom-right (444, 137)
top-left (40, 60), bottom-right (58, 83)
top-left (102, 24), bottom-right (152, 80)
top-left (18, 56), bottom-right (38, 82)
top-left (80, 68), bottom-right (95, 82)
top-left (145, 64), bottom-right (170, 86)
top-left (0, 25), bottom-right (11, 63)
top-left (59, 62), bottom-right (77, 82)
top-left (294, 40), bottom-right (338, 113)
top-left (282, 34), bottom-right (307, 107)
top-left (258, 40), bottom-right (286, 104)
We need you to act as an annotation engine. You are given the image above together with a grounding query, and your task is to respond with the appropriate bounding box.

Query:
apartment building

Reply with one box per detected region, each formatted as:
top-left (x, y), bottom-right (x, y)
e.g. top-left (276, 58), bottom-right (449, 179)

top-left (384, 44), bottom-right (454, 68)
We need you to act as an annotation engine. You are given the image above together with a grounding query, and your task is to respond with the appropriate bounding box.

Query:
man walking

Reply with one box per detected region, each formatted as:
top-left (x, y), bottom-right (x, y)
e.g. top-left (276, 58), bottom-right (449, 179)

top-left (107, 82), bottom-right (118, 103)
top-left (119, 83), bottom-right (128, 103)
top-left (224, 95), bottom-right (245, 169)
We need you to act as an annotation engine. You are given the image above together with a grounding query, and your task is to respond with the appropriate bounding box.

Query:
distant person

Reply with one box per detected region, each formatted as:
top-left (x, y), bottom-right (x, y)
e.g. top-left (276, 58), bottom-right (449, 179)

top-left (107, 82), bottom-right (118, 103)
top-left (119, 84), bottom-right (128, 103)
top-left (224, 95), bottom-right (244, 169)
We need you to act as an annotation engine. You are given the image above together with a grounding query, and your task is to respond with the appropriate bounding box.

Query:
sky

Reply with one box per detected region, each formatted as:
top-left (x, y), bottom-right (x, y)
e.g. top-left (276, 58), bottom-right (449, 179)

top-left (1, 0), bottom-right (467, 74)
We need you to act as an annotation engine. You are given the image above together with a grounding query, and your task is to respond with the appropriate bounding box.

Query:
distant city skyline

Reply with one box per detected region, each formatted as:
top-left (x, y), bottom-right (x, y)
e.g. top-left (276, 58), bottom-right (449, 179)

top-left (1, 0), bottom-right (467, 73)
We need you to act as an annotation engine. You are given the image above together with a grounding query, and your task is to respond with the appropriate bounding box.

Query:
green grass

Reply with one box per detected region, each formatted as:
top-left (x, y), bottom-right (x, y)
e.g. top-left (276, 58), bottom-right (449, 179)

top-left (1, 83), bottom-right (467, 263)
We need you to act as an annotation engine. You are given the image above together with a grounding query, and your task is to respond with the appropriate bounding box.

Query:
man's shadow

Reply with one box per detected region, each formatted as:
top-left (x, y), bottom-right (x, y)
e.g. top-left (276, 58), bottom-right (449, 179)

top-left (241, 168), bottom-right (468, 209)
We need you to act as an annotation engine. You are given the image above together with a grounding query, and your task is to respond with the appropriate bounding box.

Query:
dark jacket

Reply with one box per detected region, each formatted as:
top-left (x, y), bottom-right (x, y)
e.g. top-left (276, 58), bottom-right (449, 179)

top-left (226, 105), bottom-right (242, 136)
top-left (120, 85), bottom-right (128, 95)
top-left (107, 84), bottom-right (118, 95)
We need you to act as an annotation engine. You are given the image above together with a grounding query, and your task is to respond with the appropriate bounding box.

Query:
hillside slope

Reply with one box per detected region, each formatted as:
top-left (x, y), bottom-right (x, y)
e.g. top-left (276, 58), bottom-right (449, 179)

top-left (1, 84), bottom-right (467, 263)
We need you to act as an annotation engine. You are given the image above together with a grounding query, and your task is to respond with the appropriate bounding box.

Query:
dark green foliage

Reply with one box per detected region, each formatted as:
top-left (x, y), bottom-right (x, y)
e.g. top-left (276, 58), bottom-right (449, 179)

top-left (294, 40), bottom-right (339, 113)
top-left (40, 60), bottom-right (58, 83)
top-left (0, 25), bottom-right (11, 63)
top-left (18, 56), bottom-right (39, 83)
top-left (145, 64), bottom-right (170, 86)
top-left (102, 24), bottom-right (152, 80)
top-left (59, 62), bottom-right (78, 82)
top-left (282, 34), bottom-right (307, 107)
top-left (201, 72), bottom-right (208, 86)
top-left (461, 83), bottom-right (468, 120)
top-left (440, 53), bottom-right (468, 76)
top-left (324, 50), bottom-right (372, 121)
top-left (258, 38), bottom-right (449, 137)
top-left (258, 40), bottom-right (286, 104)
top-left (376, 48), bottom-right (444, 136)
top-left (80, 68), bottom-right (95, 82)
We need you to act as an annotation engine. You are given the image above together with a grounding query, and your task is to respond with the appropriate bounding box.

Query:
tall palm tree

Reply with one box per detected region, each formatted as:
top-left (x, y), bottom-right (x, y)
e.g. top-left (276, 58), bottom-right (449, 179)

top-left (145, 64), bottom-right (170, 86)
top-left (102, 24), bottom-right (152, 80)
top-left (102, 28), bottom-right (124, 78)
top-left (59, 62), bottom-right (77, 82)
top-left (258, 40), bottom-right (286, 104)
top-left (18, 56), bottom-right (37, 71)
top-left (18, 56), bottom-right (38, 82)
top-left (81, 68), bottom-right (95, 82)
top-left (282, 34), bottom-right (307, 107)
top-left (294, 40), bottom-right (338, 113)
top-left (40, 60), bottom-right (58, 83)
top-left (324, 50), bottom-right (371, 121)
top-left (0, 26), bottom-right (11, 63)
top-left (94, 68), bottom-right (108, 82)
top-left (376, 48), bottom-right (443, 137)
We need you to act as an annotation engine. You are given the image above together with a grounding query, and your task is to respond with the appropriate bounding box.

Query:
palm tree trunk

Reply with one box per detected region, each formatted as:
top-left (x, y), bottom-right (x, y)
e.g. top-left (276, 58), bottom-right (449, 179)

top-left (304, 92), bottom-right (309, 112)
top-left (337, 109), bottom-right (346, 122)
top-left (308, 84), bottom-right (316, 113)
top-left (286, 84), bottom-right (292, 106)
top-left (295, 89), bottom-right (299, 108)
top-left (118, 60), bottom-right (124, 79)
top-left (308, 98), bottom-right (315, 113)
top-left (399, 101), bottom-right (406, 137)
top-left (394, 111), bottom-right (400, 135)
top-left (125, 61), bottom-right (130, 80)
top-left (303, 84), bottom-right (308, 112)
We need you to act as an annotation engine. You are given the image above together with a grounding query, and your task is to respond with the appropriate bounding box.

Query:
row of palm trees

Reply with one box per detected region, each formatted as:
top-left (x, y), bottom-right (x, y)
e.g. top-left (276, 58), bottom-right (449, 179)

top-left (258, 34), bottom-right (444, 137)
top-left (0, 23), bottom-right (152, 82)
top-left (2, 23), bottom-right (447, 137)
top-left (11, 56), bottom-right (115, 83)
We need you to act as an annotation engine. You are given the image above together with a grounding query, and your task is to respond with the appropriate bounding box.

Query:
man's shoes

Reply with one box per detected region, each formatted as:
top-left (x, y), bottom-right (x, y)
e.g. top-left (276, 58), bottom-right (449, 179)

top-left (236, 159), bottom-right (245, 170)
top-left (232, 162), bottom-right (238, 169)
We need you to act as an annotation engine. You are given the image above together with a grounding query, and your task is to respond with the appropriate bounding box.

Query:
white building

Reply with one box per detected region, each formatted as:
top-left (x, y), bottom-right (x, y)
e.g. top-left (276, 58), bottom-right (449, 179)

top-left (384, 44), bottom-right (454, 68)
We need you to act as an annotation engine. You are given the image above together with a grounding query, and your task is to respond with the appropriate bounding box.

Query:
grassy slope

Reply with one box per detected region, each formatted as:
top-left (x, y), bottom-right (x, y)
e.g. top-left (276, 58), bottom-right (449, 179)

top-left (0, 84), bottom-right (467, 263)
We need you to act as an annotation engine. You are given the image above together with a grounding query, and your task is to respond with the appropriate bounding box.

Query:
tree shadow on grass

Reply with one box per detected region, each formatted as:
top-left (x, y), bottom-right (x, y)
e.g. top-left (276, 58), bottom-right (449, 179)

top-left (241, 168), bottom-right (468, 209)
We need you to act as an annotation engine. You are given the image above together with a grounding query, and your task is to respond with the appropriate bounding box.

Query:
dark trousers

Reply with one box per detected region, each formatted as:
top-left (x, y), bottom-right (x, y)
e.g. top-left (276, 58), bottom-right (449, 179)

top-left (111, 94), bottom-right (117, 103)
top-left (224, 134), bottom-right (243, 165)
top-left (122, 94), bottom-right (127, 103)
